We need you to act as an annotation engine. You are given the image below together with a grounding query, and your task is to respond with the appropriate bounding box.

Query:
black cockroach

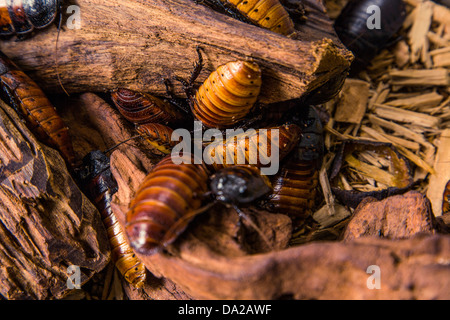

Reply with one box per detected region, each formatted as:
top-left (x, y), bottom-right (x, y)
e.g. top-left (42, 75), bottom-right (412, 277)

top-left (263, 106), bottom-right (324, 223)
top-left (334, 0), bottom-right (406, 73)
top-left (77, 150), bottom-right (147, 288)
top-left (0, 0), bottom-right (61, 36)
top-left (176, 47), bottom-right (262, 129)
top-left (0, 50), bottom-right (76, 167)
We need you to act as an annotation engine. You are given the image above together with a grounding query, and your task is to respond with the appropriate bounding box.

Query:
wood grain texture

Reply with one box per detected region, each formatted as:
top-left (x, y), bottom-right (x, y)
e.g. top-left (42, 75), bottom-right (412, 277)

top-left (0, 99), bottom-right (110, 300)
top-left (0, 0), bottom-right (352, 104)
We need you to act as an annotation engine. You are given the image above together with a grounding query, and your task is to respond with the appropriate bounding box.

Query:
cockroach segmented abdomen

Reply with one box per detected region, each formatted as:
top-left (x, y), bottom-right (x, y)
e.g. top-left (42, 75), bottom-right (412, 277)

top-left (136, 123), bottom-right (179, 155)
top-left (0, 50), bottom-right (76, 167)
top-left (126, 154), bottom-right (210, 255)
top-left (78, 150), bottom-right (147, 288)
top-left (111, 88), bottom-right (185, 126)
top-left (192, 60), bottom-right (262, 129)
top-left (0, 0), bottom-right (60, 36)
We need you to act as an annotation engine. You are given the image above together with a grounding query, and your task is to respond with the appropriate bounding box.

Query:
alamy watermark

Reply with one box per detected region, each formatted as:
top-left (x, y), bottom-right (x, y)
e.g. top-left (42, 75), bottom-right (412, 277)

top-left (66, 265), bottom-right (81, 289)
top-left (66, 5), bottom-right (81, 30)
top-left (366, 5), bottom-right (381, 30)
top-left (366, 265), bottom-right (381, 289)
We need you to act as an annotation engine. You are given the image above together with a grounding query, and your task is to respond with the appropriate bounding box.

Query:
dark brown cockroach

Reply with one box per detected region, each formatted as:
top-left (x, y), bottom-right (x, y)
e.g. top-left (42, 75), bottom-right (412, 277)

top-left (198, 0), bottom-right (298, 37)
top-left (136, 123), bottom-right (180, 155)
top-left (203, 123), bottom-right (302, 172)
top-left (77, 150), bottom-right (146, 287)
top-left (0, 50), bottom-right (75, 167)
top-left (334, 0), bottom-right (406, 73)
top-left (263, 106), bottom-right (324, 222)
top-left (125, 154), bottom-right (210, 255)
top-left (110, 88), bottom-right (186, 127)
top-left (443, 180), bottom-right (450, 215)
top-left (177, 48), bottom-right (262, 129)
top-left (0, 0), bottom-right (61, 36)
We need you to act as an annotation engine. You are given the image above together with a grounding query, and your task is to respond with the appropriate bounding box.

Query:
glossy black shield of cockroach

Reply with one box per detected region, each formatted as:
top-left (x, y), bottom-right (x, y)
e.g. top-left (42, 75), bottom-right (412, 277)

top-left (0, 0), bottom-right (61, 36)
top-left (210, 166), bottom-right (272, 205)
top-left (334, 0), bottom-right (406, 73)
top-left (77, 150), bottom-right (147, 288)
top-left (0, 50), bottom-right (76, 167)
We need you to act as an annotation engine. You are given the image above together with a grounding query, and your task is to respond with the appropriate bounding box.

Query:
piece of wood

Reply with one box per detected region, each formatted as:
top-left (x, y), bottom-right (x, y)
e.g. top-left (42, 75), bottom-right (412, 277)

top-left (342, 191), bottom-right (437, 241)
top-left (0, 0), bottom-right (352, 105)
top-left (334, 78), bottom-right (370, 124)
top-left (427, 129), bottom-right (450, 216)
top-left (389, 68), bottom-right (450, 87)
top-left (0, 99), bottom-right (110, 300)
top-left (373, 104), bottom-right (441, 128)
top-left (60, 93), bottom-right (450, 300)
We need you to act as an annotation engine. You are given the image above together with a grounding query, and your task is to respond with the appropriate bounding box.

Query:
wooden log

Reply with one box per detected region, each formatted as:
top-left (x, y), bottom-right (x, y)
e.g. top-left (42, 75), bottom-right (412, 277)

top-left (61, 93), bottom-right (450, 300)
top-left (0, 99), bottom-right (110, 300)
top-left (0, 0), bottom-right (352, 104)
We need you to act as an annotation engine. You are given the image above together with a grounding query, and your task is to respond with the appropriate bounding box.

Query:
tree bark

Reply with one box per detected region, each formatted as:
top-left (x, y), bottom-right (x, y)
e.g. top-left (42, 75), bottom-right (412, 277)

top-left (0, 0), bottom-right (352, 104)
top-left (0, 99), bottom-right (110, 300)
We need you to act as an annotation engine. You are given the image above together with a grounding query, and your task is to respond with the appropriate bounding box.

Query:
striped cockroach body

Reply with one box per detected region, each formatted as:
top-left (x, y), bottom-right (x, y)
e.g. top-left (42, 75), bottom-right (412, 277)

top-left (203, 123), bottom-right (302, 172)
top-left (0, 50), bottom-right (75, 167)
top-left (198, 0), bottom-right (298, 37)
top-left (136, 123), bottom-right (180, 155)
top-left (177, 48), bottom-right (262, 129)
top-left (111, 88), bottom-right (186, 127)
top-left (77, 150), bottom-right (147, 288)
top-left (263, 106), bottom-right (324, 222)
top-left (0, 0), bottom-right (61, 36)
top-left (443, 180), bottom-right (450, 215)
top-left (126, 154), bottom-right (210, 255)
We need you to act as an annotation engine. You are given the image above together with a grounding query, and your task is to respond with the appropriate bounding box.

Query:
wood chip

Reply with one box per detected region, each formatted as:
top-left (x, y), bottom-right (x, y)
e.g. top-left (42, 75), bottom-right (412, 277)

top-left (373, 104), bottom-right (441, 128)
top-left (385, 91), bottom-right (443, 109)
top-left (389, 68), bottom-right (450, 87)
top-left (408, 0), bottom-right (434, 64)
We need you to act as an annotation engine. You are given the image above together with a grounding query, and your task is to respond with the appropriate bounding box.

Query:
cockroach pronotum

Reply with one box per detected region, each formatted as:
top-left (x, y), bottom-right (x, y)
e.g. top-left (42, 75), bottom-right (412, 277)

top-left (198, 0), bottom-right (297, 37)
top-left (0, 0), bottom-right (61, 36)
top-left (177, 48), bottom-right (262, 129)
top-left (263, 106), bottom-right (324, 223)
top-left (334, 0), bottom-right (406, 73)
top-left (0, 50), bottom-right (75, 167)
top-left (77, 150), bottom-right (147, 288)
top-left (203, 123), bottom-right (302, 172)
top-left (125, 154), bottom-right (210, 255)
top-left (443, 180), bottom-right (450, 215)
top-left (136, 123), bottom-right (179, 155)
top-left (110, 88), bottom-right (186, 127)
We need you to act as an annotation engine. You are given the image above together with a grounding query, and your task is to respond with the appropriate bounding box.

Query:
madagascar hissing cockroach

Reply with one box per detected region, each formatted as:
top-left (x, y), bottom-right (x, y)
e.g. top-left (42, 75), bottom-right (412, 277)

top-left (263, 106), bottom-right (324, 223)
top-left (77, 150), bottom-right (147, 288)
top-left (0, 0), bottom-right (61, 36)
top-left (203, 123), bottom-right (302, 172)
top-left (0, 50), bottom-right (75, 167)
top-left (334, 0), bottom-right (406, 73)
top-left (136, 123), bottom-right (180, 155)
top-left (443, 180), bottom-right (450, 215)
top-left (177, 48), bottom-right (262, 129)
top-left (198, 0), bottom-right (297, 37)
top-left (110, 88), bottom-right (186, 127)
top-left (125, 154), bottom-right (210, 255)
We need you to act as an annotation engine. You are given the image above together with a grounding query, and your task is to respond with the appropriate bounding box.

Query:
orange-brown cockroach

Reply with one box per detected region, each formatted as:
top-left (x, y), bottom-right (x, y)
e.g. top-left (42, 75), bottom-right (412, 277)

top-left (443, 180), bottom-right (450, 215)
top-left (177, 48), bottom-right (262, 129)
top-left (78, 150), bottom-right (146, 287)
top-left (199, 0), bottom-right (297, 37)
top-left (263, 106), bottom-right (324, 222)
top-left (125, 154), bottom-right (210, 255)
top-left (0, 50), bottom-right (75, 167)
top-left (203, 123), bottom-right (302, 172)
top-left (110, 88), bottom-right (186, 127)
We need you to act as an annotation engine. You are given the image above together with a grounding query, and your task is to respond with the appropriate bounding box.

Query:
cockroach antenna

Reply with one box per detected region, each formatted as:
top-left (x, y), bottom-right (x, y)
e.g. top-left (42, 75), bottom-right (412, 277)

top-left (55, 5), bottom-right (70, 97)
